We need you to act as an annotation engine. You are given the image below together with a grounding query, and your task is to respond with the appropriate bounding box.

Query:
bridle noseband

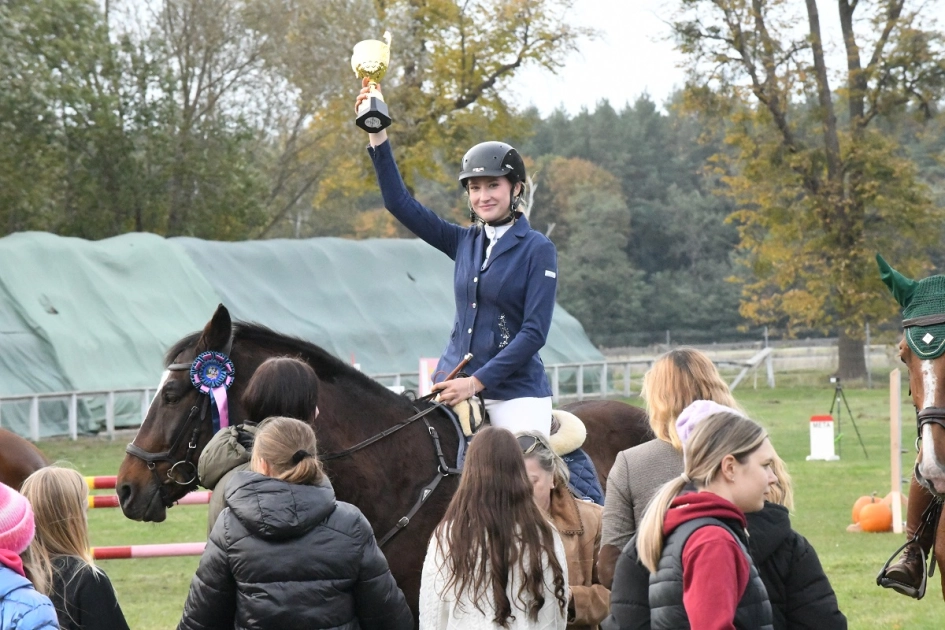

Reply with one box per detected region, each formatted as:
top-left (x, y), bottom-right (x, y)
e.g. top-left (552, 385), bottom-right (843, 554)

top-left (125, 335), bottom-right (234, 508)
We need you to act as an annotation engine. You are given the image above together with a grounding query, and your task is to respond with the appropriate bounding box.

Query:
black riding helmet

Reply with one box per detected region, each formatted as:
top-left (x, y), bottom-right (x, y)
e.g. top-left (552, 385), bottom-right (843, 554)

top-left (458, 141), bottom-right (527, 189)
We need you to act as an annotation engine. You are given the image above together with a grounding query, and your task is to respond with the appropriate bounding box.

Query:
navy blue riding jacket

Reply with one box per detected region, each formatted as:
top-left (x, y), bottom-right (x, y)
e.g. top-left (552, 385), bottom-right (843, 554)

top-left (368, 140), bottom-right (556, 401)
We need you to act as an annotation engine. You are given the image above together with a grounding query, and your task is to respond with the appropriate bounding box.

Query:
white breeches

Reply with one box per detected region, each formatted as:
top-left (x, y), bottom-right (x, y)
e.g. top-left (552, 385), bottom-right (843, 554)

top-left (483, 397), bottom-right (553, 437)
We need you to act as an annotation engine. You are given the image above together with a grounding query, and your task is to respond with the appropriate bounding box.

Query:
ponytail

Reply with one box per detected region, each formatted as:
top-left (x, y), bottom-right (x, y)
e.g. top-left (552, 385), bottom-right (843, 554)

top-left (637, 475), bottom-right (689, 573)
top-left (251, 416), bottom-right (325, 485)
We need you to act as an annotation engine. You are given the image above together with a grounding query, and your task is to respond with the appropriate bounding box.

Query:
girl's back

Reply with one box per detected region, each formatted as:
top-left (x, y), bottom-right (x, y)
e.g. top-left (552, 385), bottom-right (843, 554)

top-left (420, 527), bottom-right (568, 629)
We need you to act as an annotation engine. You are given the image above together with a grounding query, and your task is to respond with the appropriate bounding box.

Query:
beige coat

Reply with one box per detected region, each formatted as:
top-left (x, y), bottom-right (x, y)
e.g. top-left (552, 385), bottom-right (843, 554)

top-left (549, 484), bottom-right (610, 629)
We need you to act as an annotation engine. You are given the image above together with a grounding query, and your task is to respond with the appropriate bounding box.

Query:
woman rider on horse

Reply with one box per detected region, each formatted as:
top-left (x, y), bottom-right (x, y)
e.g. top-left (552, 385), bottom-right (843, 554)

top-left (357, 79), bottom-right (558, 436)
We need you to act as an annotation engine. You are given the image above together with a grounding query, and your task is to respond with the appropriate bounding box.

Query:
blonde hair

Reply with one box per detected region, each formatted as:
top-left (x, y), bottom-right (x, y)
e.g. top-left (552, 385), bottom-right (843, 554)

top-left (20, 466), bottom-right (96, 596)
top-left (636, 412), bottom-right (768, 573)
top-left (767, 449), bottom-right (794, 511)
top-left (642, 348), bottom-right (742, 449)
top-left (516, 431), bottom-right (570, 489)
top-left (251, 416), bottom-right (325, 485)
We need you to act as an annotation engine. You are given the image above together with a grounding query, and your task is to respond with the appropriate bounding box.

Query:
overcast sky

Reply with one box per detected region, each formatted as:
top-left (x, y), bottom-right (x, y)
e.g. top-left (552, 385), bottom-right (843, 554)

top-left (510, 0), bottom-right (862, 116)
top-left (510, 0), bottom-right (686, 115)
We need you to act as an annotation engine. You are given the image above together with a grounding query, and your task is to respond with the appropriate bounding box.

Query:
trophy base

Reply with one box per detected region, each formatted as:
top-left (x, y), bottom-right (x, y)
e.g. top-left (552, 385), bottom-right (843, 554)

top-left (356, 97), bottom-right (391, 133)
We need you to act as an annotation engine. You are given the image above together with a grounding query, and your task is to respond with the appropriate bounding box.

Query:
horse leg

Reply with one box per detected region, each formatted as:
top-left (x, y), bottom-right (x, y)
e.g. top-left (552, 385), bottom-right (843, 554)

top-left (884, 475), bottom-right (936, 595)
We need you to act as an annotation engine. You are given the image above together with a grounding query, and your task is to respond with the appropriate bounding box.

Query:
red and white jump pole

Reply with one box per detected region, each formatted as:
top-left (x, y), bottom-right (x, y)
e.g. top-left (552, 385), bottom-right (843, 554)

top-left (85, 475), bottom-right (118, 490)
top-left (92, 542), bottom-right (206, 560)
top-left (87, 492), bottom-right (211, 509)
top-left (85, 474), bottom-right (209, 559)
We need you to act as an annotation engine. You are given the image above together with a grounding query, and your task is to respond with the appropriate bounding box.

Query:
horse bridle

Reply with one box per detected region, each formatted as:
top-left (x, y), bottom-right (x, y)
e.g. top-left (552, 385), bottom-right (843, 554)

top-left (902, 315), bottom-right (945, 435)
top-left (125, 334), bottom-right (234, 508)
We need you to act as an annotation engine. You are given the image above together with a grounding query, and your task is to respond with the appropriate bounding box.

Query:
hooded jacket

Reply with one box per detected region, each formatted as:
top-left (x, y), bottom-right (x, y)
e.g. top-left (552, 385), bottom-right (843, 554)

top-left (0, 564), bottom-right (59, 630)
top-left (177, 471), bottom-right (413, 630)
top-left (745, 504), bottom-right (846, 630)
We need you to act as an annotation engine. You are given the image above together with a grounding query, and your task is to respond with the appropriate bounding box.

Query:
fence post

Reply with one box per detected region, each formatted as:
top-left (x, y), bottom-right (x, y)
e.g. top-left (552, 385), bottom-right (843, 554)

top-left (601, 362), bottom-right (608, 398)
top-left (29, 397), bottom-right (39, 442)
top-left (140, 390), bottom-right (150, 428)
top-left (106, 392), bottom-right (115, 439)
top-left (393, 374), bottom-right (401, 389)
top-left (865, 322), bottom-right (873, 389)
top-left (623, 361), bottom-right (631, 397)
top-left (577, 365), bottom-right (584, 402)
top-left (552, 365), bottom-right (560, 403)
top-left (69, 393), bottom-right (78, 440)
top-left (890, 369), bottom-right (903, 533)
top-left (0, 400), bottom-right (3, 428)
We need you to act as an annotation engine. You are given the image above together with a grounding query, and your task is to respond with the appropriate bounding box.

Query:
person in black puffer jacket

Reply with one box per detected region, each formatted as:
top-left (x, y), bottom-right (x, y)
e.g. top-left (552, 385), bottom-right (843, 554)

top-left (178, 416), bottom-right (413, 630)
top-left (746, 502), bottom-right (846, 630)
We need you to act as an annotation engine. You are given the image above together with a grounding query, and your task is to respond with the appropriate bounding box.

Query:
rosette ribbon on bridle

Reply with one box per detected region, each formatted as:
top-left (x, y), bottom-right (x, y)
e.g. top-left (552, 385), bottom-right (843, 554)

top-left (190, 351), bottom-right (235, 433)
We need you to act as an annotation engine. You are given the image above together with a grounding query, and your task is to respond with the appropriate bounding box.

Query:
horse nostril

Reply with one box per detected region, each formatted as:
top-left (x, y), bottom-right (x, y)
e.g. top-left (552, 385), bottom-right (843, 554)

top-left (117, 482), bottom-right (133, 509)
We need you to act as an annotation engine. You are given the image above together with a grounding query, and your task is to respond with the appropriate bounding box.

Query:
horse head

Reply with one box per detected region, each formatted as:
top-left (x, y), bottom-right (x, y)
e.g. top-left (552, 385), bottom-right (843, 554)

top-left (880, 254), bottom-right (945, 497)
top-left (117, 304), bottom-right (252, 521)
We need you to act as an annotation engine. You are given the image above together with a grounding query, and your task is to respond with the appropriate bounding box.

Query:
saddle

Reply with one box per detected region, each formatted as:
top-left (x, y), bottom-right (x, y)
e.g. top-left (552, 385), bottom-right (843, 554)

top-left (448, 399), bottom-right (586, 456)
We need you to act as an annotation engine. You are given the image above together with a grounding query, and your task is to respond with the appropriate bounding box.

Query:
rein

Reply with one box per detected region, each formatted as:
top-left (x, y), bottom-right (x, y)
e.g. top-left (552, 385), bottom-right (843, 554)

top-left (124, 334), bottom-right (234, 508)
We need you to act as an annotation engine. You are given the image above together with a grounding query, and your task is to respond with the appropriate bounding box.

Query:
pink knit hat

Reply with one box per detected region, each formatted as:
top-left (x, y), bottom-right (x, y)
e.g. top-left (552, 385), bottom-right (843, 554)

top-left (675, 400), bottom-right (746, 448)
top-left (0, 482), bottom-right (35, 554)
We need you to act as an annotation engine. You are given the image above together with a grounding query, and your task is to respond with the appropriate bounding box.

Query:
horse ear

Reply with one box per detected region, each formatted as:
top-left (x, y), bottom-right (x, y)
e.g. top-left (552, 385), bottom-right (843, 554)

top-left (195, 304), bottom-right (232, 352)
top-left (877, 254), bottom-right (918, 308)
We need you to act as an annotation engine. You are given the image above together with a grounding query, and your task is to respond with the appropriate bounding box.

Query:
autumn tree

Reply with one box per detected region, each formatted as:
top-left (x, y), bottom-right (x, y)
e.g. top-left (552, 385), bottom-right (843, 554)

top-left (673, 0), bottom-right (945, 376)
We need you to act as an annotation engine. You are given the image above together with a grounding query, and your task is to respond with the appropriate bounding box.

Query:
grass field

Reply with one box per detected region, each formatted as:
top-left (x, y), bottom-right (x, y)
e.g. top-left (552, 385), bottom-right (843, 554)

top-left (34, 374), bottom-right (944, 629)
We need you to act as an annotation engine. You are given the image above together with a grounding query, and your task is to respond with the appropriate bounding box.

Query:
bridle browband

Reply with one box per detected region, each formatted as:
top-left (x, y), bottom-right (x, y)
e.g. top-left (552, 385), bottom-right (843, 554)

top-left (125, 333), bottom-right (235, 508)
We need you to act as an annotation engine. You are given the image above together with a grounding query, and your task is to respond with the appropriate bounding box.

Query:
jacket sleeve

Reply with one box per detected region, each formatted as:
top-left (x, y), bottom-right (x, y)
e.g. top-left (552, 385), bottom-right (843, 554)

top-left (74, 568), bottom-right (130, 630)
top-left (600, 452), bottom-right (636, 588)
top-left (177, 518), bottom-right (236, 630)
top-left (419, 534), bottom-right (446, 630)
top-left (352, 514), bottom-right (414, 630)
top-left (600, 539), bottom-right (651, 630)
top-left (368, 140), bottom-right (464, 259)
top-left (570, 505), bottom-right (611, 626)
top-left (472, 238), bottom-right (557, 389)
top-left (681, 527), bottom-right (750, 630)
top-left (15, 600), bottom-right (59, 630)
top-left (782, 534), bottom-right (847, 630)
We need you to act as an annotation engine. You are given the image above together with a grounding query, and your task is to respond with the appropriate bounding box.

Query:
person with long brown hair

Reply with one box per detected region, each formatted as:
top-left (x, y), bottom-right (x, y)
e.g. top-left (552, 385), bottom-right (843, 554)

top-left (179, 416), bottom-right (412, 630)
top-left (21, 466), bottom-right (129, 630)
top-left (420, 426), bottom-right (569, 628)
top-left (599, 348), bottom-right (743, 586)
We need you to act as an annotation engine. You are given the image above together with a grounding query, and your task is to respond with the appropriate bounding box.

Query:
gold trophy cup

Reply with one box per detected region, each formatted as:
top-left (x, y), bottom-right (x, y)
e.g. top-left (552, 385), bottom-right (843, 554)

top-left (352, 31), bottom-right (392, 132)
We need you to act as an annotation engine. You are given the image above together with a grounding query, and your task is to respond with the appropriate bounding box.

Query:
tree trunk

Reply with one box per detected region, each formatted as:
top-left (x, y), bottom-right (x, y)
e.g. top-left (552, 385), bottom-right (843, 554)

top-left (837, 329), bottom-right (867, 379)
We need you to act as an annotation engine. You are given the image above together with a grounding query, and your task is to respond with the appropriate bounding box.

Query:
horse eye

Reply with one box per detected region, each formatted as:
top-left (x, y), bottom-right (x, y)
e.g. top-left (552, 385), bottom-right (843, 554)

top-left (162, 386), bottom-right (181, 404)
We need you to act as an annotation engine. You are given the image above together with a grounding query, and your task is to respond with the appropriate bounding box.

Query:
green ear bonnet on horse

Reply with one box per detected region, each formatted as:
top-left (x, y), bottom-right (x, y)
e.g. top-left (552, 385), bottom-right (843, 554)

top-left (878, 254), bottom-right (945, 359)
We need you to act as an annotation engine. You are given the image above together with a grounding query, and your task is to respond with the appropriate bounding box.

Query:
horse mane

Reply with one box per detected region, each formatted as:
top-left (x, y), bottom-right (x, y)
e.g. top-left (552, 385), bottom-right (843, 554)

top-left (163, 322), bottom-right (396, 395)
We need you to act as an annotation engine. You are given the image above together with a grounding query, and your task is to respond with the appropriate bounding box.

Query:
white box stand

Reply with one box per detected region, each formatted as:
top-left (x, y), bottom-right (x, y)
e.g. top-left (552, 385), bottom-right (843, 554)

top-left (806, 414), bottom-right (840, 461)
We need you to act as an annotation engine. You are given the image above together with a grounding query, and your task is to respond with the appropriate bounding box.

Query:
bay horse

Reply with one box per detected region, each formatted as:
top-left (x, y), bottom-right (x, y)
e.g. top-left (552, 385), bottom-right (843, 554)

top-left (116, 305), bottom-right (650, 615)
top-left (877, 255), bottom-right (945, 600)
top-left (0, 428), bottom-right (48, 490)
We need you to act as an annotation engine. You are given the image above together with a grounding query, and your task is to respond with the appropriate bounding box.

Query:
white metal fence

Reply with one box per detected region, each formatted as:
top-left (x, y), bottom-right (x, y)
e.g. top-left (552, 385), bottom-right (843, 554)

top-left (0, 345), bottom-right (839, 442)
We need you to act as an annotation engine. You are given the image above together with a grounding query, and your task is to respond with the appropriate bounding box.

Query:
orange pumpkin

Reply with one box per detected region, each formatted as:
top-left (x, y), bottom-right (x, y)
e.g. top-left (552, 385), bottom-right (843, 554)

top-left (852, 494), bottom-right (878, 524)
top-left (859, 501), bottom-right (893, 532)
